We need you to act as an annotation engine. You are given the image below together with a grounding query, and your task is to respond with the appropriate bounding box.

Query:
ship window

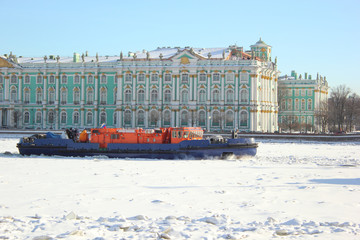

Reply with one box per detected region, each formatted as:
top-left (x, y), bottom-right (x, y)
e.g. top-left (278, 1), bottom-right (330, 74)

top-left (147, 138), bottom-right (149, 142)
top-left (92, 130), bottom-right (99, 134)
top-left (111, 134), bottom-right (119, 139)
top-left (183, 131), bottom-right (189, 138)
top-left (172, 131), bottom-right (176, 138)
top-left (178, 131), bottom-right (182, 138)
top-left (153, 138), bottom-right (156, 142)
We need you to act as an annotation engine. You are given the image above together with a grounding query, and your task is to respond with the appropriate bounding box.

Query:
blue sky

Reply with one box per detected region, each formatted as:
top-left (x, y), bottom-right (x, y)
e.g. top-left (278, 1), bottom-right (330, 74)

top-left (1, 0), bottom-right (360, 94)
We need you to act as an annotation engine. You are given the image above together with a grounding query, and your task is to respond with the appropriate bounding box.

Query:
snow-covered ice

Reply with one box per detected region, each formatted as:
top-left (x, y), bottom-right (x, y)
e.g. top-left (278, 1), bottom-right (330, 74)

top-left (0, 137), bottom-right (359, 239)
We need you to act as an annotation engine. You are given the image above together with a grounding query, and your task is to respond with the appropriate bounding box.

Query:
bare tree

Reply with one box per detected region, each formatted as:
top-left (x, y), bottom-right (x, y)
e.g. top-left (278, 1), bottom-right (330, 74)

top-left (344, 93), bottom-right (360, 132)
top-left (314, 100), bottom-right (329, 133)
top-left (329, 85), bottom-right (351, 131)
top-left (279, 115), bottom-right (299, 133)
top-left (12, 110), bottom-right (22, 129)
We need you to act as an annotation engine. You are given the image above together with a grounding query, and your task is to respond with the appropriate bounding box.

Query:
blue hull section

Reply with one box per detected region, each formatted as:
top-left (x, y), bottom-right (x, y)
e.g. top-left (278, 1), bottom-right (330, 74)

top-left (17, 138), bottom-right (257, 159)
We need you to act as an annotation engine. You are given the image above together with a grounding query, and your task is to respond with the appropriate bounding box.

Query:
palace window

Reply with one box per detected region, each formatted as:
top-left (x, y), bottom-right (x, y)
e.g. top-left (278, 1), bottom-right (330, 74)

top-left (295, 89), bottom-right (299, 96)
top-left (49, 75), bottom-right (55, 84)
top-left (10, 88), bottom-right (17, 102)
top-left (24, 88), bottom-right (30, 104)
top-left (138, 73), bottom-right (145, 82)
top-left (113, 88), bottom-right (117, 104)
top-left (213, 73), bottom-right (220, 82)
top-left (24, 75), bottom-right (30, 84)
top-left (212, 89), bottom-right (220, 103)
top-left (240, 111), bottom-right (248, 127)
top-left (124, 110), bottom-right (131, 125)
top-left (101, 74), bottom-right (107, 84)
top-left (36, 75), bottom-right (43, 84)
top-left (181, 73), bottom-right (189, 84)
top-left (36, 89), bottom-right (42, 104)
top-left (100, 88), bottom-right (107, 105)
top-left (226, 72), bottom-right (234, 82)
top-left (225, 111), bottom-right (234, 127)
top-left (163, 110), bottom-right (171, 126)
top-left (164, 89), bottom-right (171, 103)
top-left (48, 88), bottom-right (55, 104)
top-left (86, 112), bottom-right (93, 125)
top-left (199, 73), bottom-right (206, 82)
top-left (307, 99), bottom-right (312, 110)
top-left (240, 72), bottom-right (248, 82)
top-left (36, 111), bottom-right (42, 124)
top-left (287, 99), bottom-right (292, 110)
top-left (61, 75), bottom-right (67, 84)
top-left (0, 75), bottom-right (3, 84)
top-left (74, 75), bottom-right (80, 84)
top-left (180, 111), bottom-right (188, 126)
top-left (301, 99), bottom-right (306, 110)
top-left (164, 73), bottom-right (171, 82)
top-left (301, 89), bottom-right (306, 96)
top-left (48, 111), bottom-right (54, 124)
top-left (60, 88), bottom-right (67, 104)
top-left (281, 99), bottom-right (286, 110)
top-left (212, 111), bottom-right (220, 127)
top-left (87, 89), bottom-right (94, 104)
top-left (137, 89), bottom-right (145, 103)
top-left (0, 88), bottom-right (3, 102)
top-left (125, 73), bottom-right (132, 82)
top-left (73, 112), bottom-right (79, 125)
top-left (113, 112), bottom-right (117, 125)
top-left (11, 75), bottom-right (17, 84)
top-left (240, 89), bottom-right (249, 103)
top-left (199, 89), bottom-right (206, 103)
top-left (88, 75), bottom-right (94, 84)
top-left (181, 89), bottom-right (188, 103)
top-left (137, 110), bottom-right (145, 125)
top-left (150, 110), bottom-right (159, 126)
top-left (307, 89), bottom-right (313, 96)
top-left (124, 89), bottom-right (131, 103)
top-left (73, 88), bottom-right (80, 104)
top-left (226, 89), bottom-right (234, 103)
top-left (24, 112), bottom-right (30, 124)
top-left (199, 111), bottom-right (206, 126)
top-left (100, 112), bottom-right (106, 124)
top-left (60, 112), bottom-right (67, 124)
top-left (150, 89), bottom-right (158, 103)
top-left (295, 99), bottom-right (299, 110)
top-left (151, 73), bottom-right (158, 82)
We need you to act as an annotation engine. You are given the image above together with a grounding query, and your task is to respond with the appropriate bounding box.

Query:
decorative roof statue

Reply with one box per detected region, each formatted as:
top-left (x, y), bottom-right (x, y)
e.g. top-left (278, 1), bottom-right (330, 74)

top-left (251, 50), bottom-right (254, 59)
top-left (275, 56), bottom-right (277, 65)
top-left (133, 53), bottom-right (137, 60)
top-left (207, 52), bottom-right (212, 59)
top-left (44, 55), bottom-right (47, 63)
top-left (96, 53), bottom-right (99, 62)
top-left (159, 53), bottom-right (163, 60)
top-left (146, 51), bottom-right (150, 60)
top-left (81, 53), bottom-right (85, 62)
top-left (120, 52), bottom-right (123, 61)
top-left (222, 50), bottom-right (225, 59)
top-left (56, 55), bottom-right (60, 63)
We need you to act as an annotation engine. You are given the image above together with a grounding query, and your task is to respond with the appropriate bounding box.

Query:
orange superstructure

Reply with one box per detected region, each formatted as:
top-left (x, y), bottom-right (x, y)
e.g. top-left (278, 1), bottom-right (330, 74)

top-left (86, 127), bottom-right (203, 148)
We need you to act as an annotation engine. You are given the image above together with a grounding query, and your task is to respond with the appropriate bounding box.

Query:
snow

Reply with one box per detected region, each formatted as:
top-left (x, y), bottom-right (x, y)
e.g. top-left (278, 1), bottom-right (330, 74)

top-left (0, 137), bottom-right (359, 239)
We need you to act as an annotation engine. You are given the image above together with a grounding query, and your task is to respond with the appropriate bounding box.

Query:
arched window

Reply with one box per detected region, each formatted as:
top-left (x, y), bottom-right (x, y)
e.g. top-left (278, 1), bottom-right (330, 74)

top-left (295, 99), bottom-right (299, 110)
top-left (113, 88), bottom-right (117, 104)
top-left (307, 99), bottom-right (312, 110)
top-left (60, 111), bottom-right (67, 124)
top-left (163, 110), bottom-right (171, 126)
top-left (73, 88), bottom-right (80, 104)
top-left (60, 88), bottom-right (67, 104)
top-left (225, 111), bottom-right (234, 127)
top-left (100, 88), bottom-right (107, 105)
top-left (87, 88), bottom-right (94, 104)
top-left (48, 111), bottom-right (54, 124)
top-left (240, 89), bottom-right (249, 103)
top-left (61, 75), bottom-right (67, 84)
top-left (137, 89), bottom-right (145, 103)
top-left (226, 89), bottom-right (234, 103)
top-left (212, 111), bottom-right (220, 127)
top-left (24, 112), bottom-right (30, 124)
top-left (164, 89), bottom-right (171, 103)
top-left (181, 73), bottom-right (189, 84)
top-left (100, 112), bottom-right (106, 125)
top-left (199, 111), bottom-right (206, 126)
top-left (124, 89), bottom-right (131, 103)
top-left (240, 111), bottom-right (248, 126)
top-left (199, 89), bottom-right (206, 103)
top-left (113, 112), bottom-right (117, 125)
top-left (150, 89), bottom-right (158, 103)
top-left (10, 88), bottom-right (17, 102)
top-left (49, 75), bottom-right (55, 84)
top-left (212, 89), bottom-right (220, 103)
top-left (36, 111), bottom-right (42, 124)
top-left (301, 99), bottom-right (306, 110)
top-left (124, 110), bottom-right (131, 125)
top-left (36, 88), bottom-right (42, 104)
top-left (125, 73), bottom-right (132, 82)
top-left (24, 88), bottom-right (30, 104)
top-left (287, 99), bottom-right (292, 110)
top-left (181, 89), bottom-right (188, 103)
top-left (138, 73), bottom-right (145, 82)
top-left (281, 99), bottom-right (286, 110)
top-left (86, 111), bottom-right (93, 125)
top-left (180, 111), bottom-right (188, 126)
top-left (48, 88), bottom-right (55, 104)
top-left (150, 110), bottom-right (159, 126)
top-left (0, 87), bottom-right (3, 101)
top-left (164, 73), bottom-right (171, 82)
top-left (74, 75), bottom-right (80, 84)
top-left (137, 110), bottom-right (145, 126)
top-left (151, 73), bottom-right (158, 82)
top-left (88, 75), bottom-right (94, 84)
top-left (73, 111), bottom-right (80, 125)
top-left (101, 74), bottom-right (107, 84)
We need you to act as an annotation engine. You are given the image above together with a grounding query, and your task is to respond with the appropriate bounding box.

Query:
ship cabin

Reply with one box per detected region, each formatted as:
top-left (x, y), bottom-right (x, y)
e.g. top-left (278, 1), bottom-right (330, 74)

top-left (87, 127), bottom-right (204, 148)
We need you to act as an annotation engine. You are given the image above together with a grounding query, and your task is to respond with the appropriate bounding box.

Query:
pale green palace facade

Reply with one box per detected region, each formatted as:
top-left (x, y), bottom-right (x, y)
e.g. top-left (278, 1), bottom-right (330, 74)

top-left (278, 70), bottom-right (329, 132)
top-left (0, 39), bottom-right (280, 132)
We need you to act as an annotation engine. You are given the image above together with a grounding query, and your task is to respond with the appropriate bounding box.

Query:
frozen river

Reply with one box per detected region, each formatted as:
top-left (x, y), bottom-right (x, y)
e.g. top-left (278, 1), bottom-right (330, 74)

top-left (0, 137), bottom-right (359, 239)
